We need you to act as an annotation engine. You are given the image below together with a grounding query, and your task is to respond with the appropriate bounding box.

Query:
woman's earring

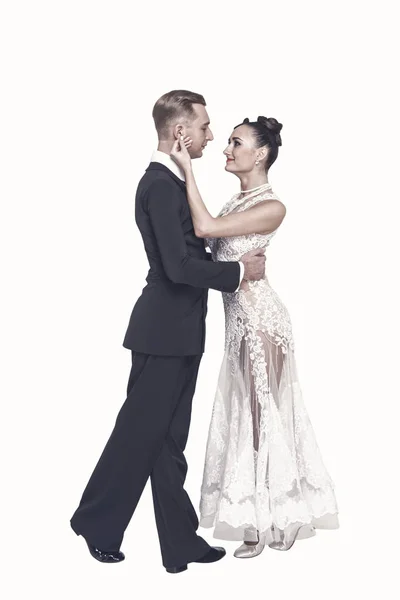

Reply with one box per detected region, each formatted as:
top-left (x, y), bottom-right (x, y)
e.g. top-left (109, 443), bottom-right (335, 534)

top-left (255, 160), bottom-right (260, 166)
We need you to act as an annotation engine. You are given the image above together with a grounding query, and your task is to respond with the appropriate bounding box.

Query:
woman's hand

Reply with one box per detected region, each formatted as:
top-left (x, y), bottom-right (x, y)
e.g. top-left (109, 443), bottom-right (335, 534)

top-left (170, 135), bottom-right (193, 172)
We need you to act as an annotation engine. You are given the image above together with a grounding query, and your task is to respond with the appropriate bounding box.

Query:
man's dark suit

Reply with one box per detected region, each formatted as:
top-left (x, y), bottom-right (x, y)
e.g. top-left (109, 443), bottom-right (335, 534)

top-left (70, 162), bottom-right (240, 569)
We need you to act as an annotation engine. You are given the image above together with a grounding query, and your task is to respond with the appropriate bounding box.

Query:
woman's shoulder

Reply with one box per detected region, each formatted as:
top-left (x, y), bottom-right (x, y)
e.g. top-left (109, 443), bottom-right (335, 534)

top-left (238, 189), bottom-right (284, 213)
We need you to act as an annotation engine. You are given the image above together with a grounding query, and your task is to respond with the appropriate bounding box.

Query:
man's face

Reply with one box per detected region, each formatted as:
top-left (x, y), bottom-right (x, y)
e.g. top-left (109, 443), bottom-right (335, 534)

top-left (183, 104), bottom-right (214, 159)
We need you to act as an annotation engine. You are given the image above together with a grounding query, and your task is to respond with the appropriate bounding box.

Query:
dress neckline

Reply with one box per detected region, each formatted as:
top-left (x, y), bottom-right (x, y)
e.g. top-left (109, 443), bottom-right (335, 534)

top-left (219, 184), bottom-right (275, 218)
top-left (239, 182), bottom-right (271, 195)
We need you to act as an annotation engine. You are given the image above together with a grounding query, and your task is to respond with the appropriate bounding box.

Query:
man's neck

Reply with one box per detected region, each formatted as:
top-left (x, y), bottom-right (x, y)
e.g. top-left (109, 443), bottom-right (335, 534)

top-left (151, 149), bottom-right (186, 182)
top-left (157, 140), bottom-right (174, 155)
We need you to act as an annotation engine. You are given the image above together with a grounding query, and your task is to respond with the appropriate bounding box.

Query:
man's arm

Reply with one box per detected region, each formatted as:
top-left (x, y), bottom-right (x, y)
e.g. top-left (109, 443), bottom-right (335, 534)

top-left (205, 249), bottom-right (245, 291)
top-left (146, 180), bottom-right (240, 293)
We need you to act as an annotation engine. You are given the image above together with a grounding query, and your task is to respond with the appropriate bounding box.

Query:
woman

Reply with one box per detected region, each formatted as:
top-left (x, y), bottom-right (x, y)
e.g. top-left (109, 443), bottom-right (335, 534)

top-left (171, 116), bottom-right (339, 558)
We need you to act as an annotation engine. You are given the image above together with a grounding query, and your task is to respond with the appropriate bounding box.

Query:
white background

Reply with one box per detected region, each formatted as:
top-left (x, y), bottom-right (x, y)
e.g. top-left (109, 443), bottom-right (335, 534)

top-left (1, 1), bottom-right (399, 598)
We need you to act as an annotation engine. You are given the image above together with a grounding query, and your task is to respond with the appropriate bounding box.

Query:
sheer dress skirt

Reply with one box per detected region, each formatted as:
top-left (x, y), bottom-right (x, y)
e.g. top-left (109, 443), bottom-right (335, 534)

top-left (199, 279), bottom-right (339, 543)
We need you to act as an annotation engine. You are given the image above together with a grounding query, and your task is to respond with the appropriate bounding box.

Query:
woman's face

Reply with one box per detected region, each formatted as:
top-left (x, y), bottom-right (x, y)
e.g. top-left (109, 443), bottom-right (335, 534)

top-left (223, 125), bottom-right (266, 174)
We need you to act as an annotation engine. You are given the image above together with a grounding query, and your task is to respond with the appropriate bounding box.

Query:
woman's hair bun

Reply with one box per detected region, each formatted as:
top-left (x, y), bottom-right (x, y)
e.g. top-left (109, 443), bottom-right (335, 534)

top-left (257, 116), bottom-right (282, 134)
top-left (257, 116), bottom-right (283, 146)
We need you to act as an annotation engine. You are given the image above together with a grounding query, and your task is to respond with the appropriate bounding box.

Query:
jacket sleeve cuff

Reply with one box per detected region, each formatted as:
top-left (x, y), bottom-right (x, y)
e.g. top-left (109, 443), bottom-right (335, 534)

top-left (233, 261), bottom-right (244, 292)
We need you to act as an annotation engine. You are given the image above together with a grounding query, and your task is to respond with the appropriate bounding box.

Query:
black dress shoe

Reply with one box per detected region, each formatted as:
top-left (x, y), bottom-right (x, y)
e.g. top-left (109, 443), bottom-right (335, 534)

top-left (165, 546), bottom-right (226, 574)
top-left (86, 541), bottom-right (125, 563)
top-left (195, 546), bottom-right (226, 563)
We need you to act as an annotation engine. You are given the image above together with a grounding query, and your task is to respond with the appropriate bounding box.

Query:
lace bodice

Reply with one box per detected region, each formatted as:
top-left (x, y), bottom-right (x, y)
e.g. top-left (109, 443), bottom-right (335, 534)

top-left (206, 186), bottom-right (279, 262)
top-left (206, 185), bottom-right (294, 363)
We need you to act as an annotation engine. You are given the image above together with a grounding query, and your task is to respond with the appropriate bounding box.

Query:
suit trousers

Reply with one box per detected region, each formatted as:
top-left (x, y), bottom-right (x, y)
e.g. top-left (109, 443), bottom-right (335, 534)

top-left (70, 352), bottom-right (210, 568)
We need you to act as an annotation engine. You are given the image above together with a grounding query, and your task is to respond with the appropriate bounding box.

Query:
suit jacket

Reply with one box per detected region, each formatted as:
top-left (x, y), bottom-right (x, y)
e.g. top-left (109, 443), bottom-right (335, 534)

top-left (123, 162), bottom-right (240, 356)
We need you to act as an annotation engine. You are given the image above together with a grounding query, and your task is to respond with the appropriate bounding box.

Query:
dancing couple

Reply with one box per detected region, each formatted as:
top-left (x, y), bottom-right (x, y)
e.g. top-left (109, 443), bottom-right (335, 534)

top-left (70, 90), bottom-right (338, 574)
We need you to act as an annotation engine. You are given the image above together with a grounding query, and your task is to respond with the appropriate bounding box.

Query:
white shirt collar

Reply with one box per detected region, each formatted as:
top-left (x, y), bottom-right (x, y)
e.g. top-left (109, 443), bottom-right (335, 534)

top-left (151, 150), bottom-right (186, 182)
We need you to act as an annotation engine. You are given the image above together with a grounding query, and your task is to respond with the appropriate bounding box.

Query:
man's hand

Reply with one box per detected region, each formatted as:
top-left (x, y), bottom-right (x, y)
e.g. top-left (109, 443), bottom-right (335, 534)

top-left (240, 248), bottom-right (266, 281)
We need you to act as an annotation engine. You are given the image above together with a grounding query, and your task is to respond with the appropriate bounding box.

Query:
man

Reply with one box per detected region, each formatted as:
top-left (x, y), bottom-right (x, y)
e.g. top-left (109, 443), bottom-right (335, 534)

top-left (70, 90), bottom-right (266, 573)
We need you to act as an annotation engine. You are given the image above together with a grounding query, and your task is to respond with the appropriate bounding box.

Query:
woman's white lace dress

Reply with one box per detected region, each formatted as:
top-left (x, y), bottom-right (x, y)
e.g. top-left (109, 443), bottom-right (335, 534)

top-left (200, 185), bottom-right (339, 544)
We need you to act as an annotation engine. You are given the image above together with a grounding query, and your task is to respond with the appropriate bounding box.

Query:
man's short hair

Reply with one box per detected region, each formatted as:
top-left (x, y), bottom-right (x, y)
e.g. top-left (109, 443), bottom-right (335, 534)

top-left (152, 90), bottom-right (206, 138)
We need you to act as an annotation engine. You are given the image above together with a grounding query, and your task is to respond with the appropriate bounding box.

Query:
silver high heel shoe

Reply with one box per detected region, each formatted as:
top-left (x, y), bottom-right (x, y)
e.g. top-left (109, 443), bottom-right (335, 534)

top-left (234, 540), bottom-right (265, 559)
top-left (268, 523), bottom-right (303, 551)
top-left (234, 531), bottom-right (265, 559)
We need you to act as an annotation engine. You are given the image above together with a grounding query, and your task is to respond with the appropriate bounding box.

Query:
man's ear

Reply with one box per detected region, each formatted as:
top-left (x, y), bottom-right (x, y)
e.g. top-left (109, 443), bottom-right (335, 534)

top-left (173, 124), bottom-right (185, 140)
